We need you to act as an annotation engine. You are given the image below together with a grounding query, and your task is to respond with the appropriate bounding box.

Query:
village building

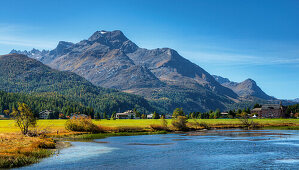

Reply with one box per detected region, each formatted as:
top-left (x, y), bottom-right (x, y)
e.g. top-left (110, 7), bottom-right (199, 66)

top-left (39, 110), bottom-right (52, 119)
top-left (251, 103), bottom-right (284, 118)
top-left (220, 112), bottom-right (229, 118)
top-left (0, 113), bottom-right (5, 118)
top-left (147, 114), bottom-right (153, 119)
top-left (71, 114), bottom-right (89, 119)
top-left (165, 114), bottom-right (172, 119)
top-left (116, 110), bottom-right (136, 119)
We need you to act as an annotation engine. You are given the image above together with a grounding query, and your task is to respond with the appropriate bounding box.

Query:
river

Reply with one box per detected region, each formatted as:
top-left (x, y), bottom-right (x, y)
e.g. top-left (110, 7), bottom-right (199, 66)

top-left (19, 129), bottom-right (299, 170)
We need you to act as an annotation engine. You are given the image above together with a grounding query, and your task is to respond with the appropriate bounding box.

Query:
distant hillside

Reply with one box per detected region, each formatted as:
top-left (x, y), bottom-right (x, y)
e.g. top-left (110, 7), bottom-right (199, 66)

top-left (0, 90), bottom-right (94, 118)
top-left (292, 98), bottom-right (299, 102)
top-left (213, 75), bottom-right (275, 100)
top-left (0, 54), bottom-right (159, 114)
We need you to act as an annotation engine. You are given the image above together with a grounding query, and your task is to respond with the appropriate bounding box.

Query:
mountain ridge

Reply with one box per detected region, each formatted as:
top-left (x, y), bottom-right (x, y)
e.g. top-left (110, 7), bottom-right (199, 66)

top-left (212, 75), bottom-right (275, 100)
top-left (0, 53), bottom-right (159, 114)
top-left (10, 30), bottom-right (277, 112)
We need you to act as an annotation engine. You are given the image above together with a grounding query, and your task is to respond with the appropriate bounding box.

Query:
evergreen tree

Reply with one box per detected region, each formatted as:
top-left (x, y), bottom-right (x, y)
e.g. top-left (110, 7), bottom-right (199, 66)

top-left (153, 111), bottom-right (160, 119)
top-left (172, 108), bottom-right (185, 118)
top-left (111, 112), bottom-right (116, 120)
top-left (141, 114), bottom-right (147, 119)
top-left (253, 103), bottom-right (262, 108)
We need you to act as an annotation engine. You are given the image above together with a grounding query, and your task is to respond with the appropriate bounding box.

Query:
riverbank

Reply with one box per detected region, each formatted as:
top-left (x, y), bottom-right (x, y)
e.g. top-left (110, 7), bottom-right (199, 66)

top-left (0, 134), bottom-right (56, 168)
top-left (1, 118), bottom-right (298, 168)
top-left (18, 129), bottom-right (299, 170)
top-left (1, 119), bottom-right (299, 133)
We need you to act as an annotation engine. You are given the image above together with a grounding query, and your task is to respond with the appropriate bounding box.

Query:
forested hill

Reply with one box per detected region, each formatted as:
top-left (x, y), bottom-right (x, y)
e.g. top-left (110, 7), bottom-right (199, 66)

top-left (0, 54), bottom-right (160, 115)
top-left (0, 91), bottom-right (95, 118)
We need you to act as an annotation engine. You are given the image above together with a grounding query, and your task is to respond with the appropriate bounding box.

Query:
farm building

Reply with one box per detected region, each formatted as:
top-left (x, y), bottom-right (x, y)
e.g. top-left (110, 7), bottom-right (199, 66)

top-left (251, 103), bottom-right (284, 118)
top-left (116, 110), bottom-right (136, 119)
top-left (147, 114), bottom-right (153, 119)
top-left (39, 110), bottom-right (52, 119)
top-left (165, 114), bottom-right (172, 119)
top-left (71, 114), bottom-right (89, 119)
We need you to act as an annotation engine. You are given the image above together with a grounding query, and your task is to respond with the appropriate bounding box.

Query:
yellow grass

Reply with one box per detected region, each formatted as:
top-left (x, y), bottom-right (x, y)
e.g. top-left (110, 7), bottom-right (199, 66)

top-left (0, 118), bottom-right (298, 168)
top-left (0, 133), bottom-right (55, 168)
top-left (1, 119), bottom-right (299, 133)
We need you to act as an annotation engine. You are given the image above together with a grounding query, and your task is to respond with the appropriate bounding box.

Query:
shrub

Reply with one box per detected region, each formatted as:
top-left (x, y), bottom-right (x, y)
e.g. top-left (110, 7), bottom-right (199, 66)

top-left (239, 113), bottom-right (259, 129)
top-left (149, 124), bottom-right (167, 131)
top-left (31, 138), bottom-right (56, 149)
top-left (172, 108), bottom-right (185, 118)
top-left (171, 116), bottom-right (188, 131)
top-left (150, 117), bottom-right (169, 131)
top-left (65, 115), bottom-right (102, 133)
top-left (187, 121), bottom-right (200, 129)
top-left (113, 126), bottom-right (144, 132)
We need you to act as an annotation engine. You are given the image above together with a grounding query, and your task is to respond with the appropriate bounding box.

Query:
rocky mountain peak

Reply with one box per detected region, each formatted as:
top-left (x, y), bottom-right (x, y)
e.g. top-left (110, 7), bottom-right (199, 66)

top-left (87, 30), bottom-right (138, 53)
top-left (213, 75), bottom-right (275, 100)
top-left (88, 30), bottom-right (126, 41)
top-left (11, 30), bottom-right (277, 112)
top-left (244, 78), bottom-right (255, 83)
top-left (213, 75), bottom-right (231, 84)
top-left (10, 48), bottom-right (49, 60)
top-left (240, 79), bottom-right (257, 88)
top-left (49, 41), bottom-right (74, 56)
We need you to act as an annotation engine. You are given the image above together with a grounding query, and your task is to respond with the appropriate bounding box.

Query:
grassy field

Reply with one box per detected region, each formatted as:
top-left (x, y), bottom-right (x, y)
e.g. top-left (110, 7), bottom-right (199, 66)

top-left (1, 119), bottom-right (299, 133)
top-left (0, 118), bottom-right (298, 168)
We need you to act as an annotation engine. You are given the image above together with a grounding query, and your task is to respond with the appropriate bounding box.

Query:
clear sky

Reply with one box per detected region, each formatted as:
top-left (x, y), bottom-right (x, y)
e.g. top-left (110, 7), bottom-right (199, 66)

top-left (0, 0), bottom-right (298, 99)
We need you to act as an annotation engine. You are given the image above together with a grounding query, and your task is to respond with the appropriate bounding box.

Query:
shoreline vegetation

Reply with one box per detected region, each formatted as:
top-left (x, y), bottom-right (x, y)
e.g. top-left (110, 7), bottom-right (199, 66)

top-left (0, 118), bottom-right (299, 168)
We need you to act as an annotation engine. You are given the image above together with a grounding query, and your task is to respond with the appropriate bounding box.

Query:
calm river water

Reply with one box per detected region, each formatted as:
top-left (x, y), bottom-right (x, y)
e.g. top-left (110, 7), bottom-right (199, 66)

top-left (19, 129), bottom-right (299, 170)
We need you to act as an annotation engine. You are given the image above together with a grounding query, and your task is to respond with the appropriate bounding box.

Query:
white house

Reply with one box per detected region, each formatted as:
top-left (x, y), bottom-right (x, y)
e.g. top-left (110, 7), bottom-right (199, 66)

top-left (39, 110), bottom-right (52, 119)
top-left (116, 110), bottom-right (136, 119)
top-left (165, 114), bottom-right (172, 119)
top-left (147, 114), bottom-right (153, 119)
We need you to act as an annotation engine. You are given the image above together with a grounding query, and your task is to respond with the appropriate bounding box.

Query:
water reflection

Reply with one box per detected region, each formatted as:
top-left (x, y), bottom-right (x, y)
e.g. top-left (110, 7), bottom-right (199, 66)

top-left (19, 129), bottom-right (299, 170)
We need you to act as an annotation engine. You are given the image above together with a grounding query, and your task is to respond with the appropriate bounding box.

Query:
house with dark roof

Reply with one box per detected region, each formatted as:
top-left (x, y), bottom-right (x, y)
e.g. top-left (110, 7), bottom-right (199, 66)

top-left (251, 103), bottom-right (284, 118)
top-left (39, 110), bottom-right (52, 119)
top-left (116, 110), bottom-right (136, 119)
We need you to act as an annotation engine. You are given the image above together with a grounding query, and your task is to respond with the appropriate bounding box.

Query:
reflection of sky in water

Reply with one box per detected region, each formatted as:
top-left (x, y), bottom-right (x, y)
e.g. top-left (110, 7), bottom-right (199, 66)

top-left (19, 142), bottom-right (116, 169)
top-left (275, 159), bottom-right (299, 164)
top-left (53, 142), bottom-right (117, 161)
top-left (18, 130), bottom-right (299, 170)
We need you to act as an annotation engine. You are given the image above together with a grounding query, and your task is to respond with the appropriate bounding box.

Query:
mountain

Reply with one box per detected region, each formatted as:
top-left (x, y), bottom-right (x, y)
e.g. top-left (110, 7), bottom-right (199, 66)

top-left (0, 53), bottom-right (158, 114)
top-left (213, 75), bottom-right (275, 100)
top-left (292, 98), bottom-right (299, 102)
top-left (12, 30), bottom-right (242, 112)
top-left (10, 48), bottom-right (49, 61)
top-left (14, 30), bottom-right (285, 112)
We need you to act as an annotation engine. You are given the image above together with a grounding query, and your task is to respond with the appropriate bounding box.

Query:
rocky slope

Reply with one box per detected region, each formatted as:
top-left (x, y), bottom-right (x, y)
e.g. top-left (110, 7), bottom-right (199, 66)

top-left (213, 75), bottom-right (275, 100)
top-left (12, 30), bottom-right (276, 112)
top-left (0, 53), bottom-right (158, 114)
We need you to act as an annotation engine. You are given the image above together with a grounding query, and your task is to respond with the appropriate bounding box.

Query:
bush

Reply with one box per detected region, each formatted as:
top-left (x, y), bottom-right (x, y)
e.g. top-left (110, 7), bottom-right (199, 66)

top-left (31, 138), bottom-right (56, 149)
top-left (65, 115), bottom-right (102, 133)
top-left (199, 122), bottom-right (211, 129)
top-left (149, 124), bottom-right (167, 131)
top-left (239, 113), bottom-right (259, 129)
top-left (113, 126), bottom-right (144, 132)
top-left (150, 116), bottom-right (169, 131)
top-left (187, 121), bottom-right (200, 129)
top-left (172, 108), bottom-right (185, 118)
top-left (171, 116), bottom-right (188, 131)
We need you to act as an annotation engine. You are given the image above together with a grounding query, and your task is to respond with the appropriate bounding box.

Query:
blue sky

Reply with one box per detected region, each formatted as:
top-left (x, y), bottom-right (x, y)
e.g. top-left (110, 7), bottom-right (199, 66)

top-left (0, 0), bottom-right (298, 99)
